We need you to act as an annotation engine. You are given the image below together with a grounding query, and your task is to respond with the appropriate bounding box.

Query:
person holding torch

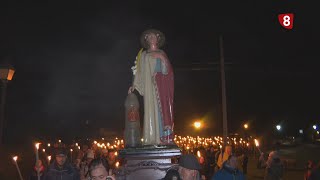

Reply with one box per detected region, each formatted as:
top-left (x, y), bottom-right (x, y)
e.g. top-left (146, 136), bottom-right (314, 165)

top-left (43, 147), bottom-right (80, 180)
top-left (217, 145), bottom-right (232, 170)
top-left (30, 159), bottom-right (45, 180)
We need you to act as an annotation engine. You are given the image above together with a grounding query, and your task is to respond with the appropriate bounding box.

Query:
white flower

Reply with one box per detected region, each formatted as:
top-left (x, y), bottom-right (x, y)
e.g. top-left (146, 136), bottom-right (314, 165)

top-left (131, 56), bottom-right (138, 75)
top-left (131, 65), bottom-right (137, 75)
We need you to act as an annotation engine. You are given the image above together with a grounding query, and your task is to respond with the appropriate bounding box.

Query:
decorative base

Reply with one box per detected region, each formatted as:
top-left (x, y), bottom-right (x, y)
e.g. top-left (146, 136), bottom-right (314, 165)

top-left (115, 145), bottom-right (181, 180)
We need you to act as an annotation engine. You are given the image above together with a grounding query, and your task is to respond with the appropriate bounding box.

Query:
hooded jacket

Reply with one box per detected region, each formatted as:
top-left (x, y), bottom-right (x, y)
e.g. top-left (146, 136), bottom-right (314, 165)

top-left (43, 161), bottom-right (80, 180)
top-left (264, 158), bottom-right (284, 180)
top-left (211, 161), bottom-right (245, 180)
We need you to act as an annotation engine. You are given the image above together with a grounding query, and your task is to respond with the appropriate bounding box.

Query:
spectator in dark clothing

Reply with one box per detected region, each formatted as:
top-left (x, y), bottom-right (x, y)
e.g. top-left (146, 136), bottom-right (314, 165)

top-left (43, 147), bottom-right (80, 180)
top-left (241, 152), bottom-right (248, 175)
top-left (305, 160), bottom-right (316, 180)
top-left (264, 151), bottom-right (283, 180)
top-left (212, 155), bottom-right (245, 180)
top-left (257, 152), bottom-right (266, 169)
top-left (206, 146), bottom-right (216, 178)
top-left (308, 161), bottom-right (320, 180)
top-left (199, 156), bottom-right (209, 179)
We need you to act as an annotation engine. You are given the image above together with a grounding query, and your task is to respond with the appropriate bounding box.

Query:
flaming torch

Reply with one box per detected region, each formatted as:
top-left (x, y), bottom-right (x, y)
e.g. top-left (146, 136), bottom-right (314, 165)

top-left (35, 143), bottom-right (41, 180)
top-left (197, 150), bottom-right (201, 158)
top-left (254, 139), bottom-right (262, 154)
top-left (47, 155), bottom-right (51, 165)
top-left (13, 156), bottom-right (24, 180)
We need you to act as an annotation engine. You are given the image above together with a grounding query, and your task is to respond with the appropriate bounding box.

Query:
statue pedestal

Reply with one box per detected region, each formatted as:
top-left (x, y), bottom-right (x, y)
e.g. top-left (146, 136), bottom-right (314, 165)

top-left (115, 145), bottom-right (181, 180)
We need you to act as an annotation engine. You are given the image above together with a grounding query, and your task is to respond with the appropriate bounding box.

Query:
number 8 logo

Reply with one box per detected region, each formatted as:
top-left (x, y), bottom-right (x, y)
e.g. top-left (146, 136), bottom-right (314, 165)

top-left (283, 15), bottom-right (290, 27)
top-left (278, 13), bottom-right (294, 30)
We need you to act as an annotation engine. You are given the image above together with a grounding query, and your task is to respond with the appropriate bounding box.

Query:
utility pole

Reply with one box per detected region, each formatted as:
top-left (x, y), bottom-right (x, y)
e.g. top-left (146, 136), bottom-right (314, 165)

top-left (0, 79), bottom-right (7, 145)
top-left (0, 65), bottom-right (15, 145)
top-left (219, 36), bottom-right (228, 148)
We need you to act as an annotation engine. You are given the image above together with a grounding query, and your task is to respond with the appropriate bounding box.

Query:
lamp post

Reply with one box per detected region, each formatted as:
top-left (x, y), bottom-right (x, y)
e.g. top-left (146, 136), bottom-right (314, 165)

top-left (219, 36), bottom-right (228, 148)
top-left (0, 65), bottom-right (15, 145)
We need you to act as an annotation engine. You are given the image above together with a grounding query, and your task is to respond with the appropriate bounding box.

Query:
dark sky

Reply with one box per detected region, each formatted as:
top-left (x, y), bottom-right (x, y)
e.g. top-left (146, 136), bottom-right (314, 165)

top-left (0, 1), bottom-right (318, 142)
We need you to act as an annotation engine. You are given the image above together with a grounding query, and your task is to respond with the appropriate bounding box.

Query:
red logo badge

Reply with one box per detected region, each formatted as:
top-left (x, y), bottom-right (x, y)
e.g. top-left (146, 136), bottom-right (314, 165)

top-left (128, 107), bottom-right (139, 122)
top-left (278, 13), bottom-right (294, 30)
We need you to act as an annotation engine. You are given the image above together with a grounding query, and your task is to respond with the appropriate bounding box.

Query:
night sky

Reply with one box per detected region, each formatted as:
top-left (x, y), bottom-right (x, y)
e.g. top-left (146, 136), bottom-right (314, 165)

top-left (0, 1), bottom-right (318, 143)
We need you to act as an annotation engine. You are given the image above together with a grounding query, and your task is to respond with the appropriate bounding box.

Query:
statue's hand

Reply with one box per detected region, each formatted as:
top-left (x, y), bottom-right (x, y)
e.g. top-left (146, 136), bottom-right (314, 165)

top-left (128, 86), bottom-right (134, 94)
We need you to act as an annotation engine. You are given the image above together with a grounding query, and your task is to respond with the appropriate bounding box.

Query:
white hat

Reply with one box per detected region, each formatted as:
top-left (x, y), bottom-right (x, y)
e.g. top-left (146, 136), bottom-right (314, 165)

top-left (87, 149), bottom-right (95, 159)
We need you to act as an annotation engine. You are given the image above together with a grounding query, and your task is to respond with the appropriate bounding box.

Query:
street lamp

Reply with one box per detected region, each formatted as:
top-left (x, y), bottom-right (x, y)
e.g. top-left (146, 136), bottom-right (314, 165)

top-left (313, 125), bottom-right (317, 130)
top-left (0, 65), bottom-right (15, 145)
top-left (194, 121), bottom-right (202, 129)
top-left (276, 125), bottom-right (281, 131)
top-left (243, 123), bottom-right (248, 129)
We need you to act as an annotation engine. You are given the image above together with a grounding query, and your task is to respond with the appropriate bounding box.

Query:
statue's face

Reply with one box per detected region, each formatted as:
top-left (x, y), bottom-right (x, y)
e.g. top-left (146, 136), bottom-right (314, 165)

top-left (146, 33), bottom-right (159, 47)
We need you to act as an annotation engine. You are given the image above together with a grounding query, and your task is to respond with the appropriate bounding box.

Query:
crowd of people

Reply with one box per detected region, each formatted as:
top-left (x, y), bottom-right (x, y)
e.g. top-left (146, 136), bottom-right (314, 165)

top-left (29, 143), bottom-right (118, 180)
top-left (24, 136), bottom-right (320, 180)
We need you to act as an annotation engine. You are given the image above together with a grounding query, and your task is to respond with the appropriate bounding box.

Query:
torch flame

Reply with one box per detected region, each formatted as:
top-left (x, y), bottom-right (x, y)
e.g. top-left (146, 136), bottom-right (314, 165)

top-left (13, 156), bottom-right (18, 161)
top-left (35, 143), bottom-right (40, 150)
top-left (197, 150), bottom-right (201, 158)
top-left (115, 161), bottom-right (120, 168)
top-left (254, 139), bottom-right (259, 147)
top-left (48, 156), bottom-right (51, 161)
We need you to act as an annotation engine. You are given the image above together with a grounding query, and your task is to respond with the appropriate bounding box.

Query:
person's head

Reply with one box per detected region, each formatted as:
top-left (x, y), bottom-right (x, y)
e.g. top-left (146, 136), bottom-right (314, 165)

top-left (140, 29), bottom-right (165, 49)
top-left (268, 151), bottom-right (279, 161)
top-left (178, 154), bottom-right (201, 180)
top-left (86, 149), bottom-right (95, 164)
top-left (225, 145), bottom-right (232, 155)
top-left (210, 146), bottom-right (214, 152)
top-left (101, 149), bottom-right (108, 157)
top-left (108, 149), bottom-right (116, 159)
top-left (82, 144), bottom-right (89, 152)
top-left (226, 155), bottom-right (238, 169)
top-left (199, 156), bottom-right (205, 165)
top-left (54, 147), bottom-right (68, 167)
top-left (163, 168), bottom-right (181, 180)
top-left (88, 158), bottom-right (110, 180)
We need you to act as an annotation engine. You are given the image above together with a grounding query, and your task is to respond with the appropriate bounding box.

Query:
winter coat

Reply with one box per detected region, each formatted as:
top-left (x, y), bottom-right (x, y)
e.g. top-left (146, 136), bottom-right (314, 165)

top-left (43, 161), bottom-right (80, 180)
top-left (264, 158), bottom-right (284, 180)
top-left (308, 168), bottom-right (320, 180)
top-left (211, 162), bottom-right (245, 180)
